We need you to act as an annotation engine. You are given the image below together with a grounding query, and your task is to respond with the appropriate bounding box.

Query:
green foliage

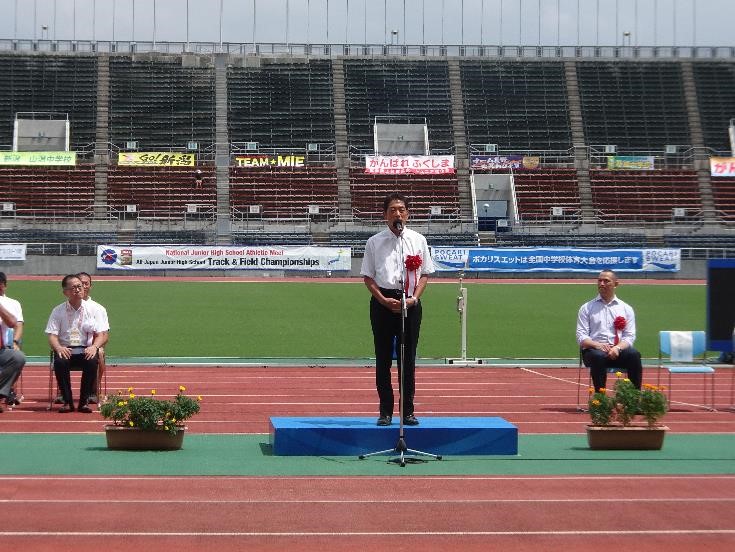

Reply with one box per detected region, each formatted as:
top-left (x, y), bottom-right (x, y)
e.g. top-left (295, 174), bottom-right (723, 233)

top-left (100, 387), bottom-right (201, 435)
top-left (588, 373), bottom-right (668, 427)
top-left (613, 377), bottom-right (640, 426)
top-left (639, 383), bottom-right (669, 427)
top-left (588, 390), bottom-right (615, 426)
top-left (10, 279), bottom-right (705, 359)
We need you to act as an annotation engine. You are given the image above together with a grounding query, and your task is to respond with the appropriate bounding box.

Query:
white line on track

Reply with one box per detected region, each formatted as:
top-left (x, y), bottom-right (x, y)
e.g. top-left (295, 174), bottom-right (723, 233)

top-left (0, 530), bottom-right (733, 537)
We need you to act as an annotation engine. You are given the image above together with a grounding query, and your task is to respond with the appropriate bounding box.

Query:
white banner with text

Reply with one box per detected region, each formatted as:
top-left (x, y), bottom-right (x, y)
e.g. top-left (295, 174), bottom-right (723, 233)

top-left (96, 245), bottom-right (352, 271)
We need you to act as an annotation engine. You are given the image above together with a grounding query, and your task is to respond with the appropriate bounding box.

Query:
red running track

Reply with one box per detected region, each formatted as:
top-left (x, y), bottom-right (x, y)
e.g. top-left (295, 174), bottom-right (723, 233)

top-left (3, 363), bottom-right (734, 434)
top-left (1, 475), bottom-right (734, 551)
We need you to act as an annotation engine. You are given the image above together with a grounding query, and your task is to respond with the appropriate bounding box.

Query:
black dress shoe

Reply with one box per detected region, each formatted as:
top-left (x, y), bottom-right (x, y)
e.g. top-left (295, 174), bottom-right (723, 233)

top-left (78, 404), bottom-right (93, 414)
top-left (59, 404), bottom-right (73, 413)
top-left (403, 414), bottom-right (419, 426)
top-left (376, 415), bottom-right (392, 426)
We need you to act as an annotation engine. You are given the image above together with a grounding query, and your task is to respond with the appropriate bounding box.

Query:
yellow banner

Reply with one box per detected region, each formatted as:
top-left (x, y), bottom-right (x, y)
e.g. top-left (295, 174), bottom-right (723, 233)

top-left (0, 151), bottom-right (77, 166)
top-left (118, 152), bottom-right (195, 167)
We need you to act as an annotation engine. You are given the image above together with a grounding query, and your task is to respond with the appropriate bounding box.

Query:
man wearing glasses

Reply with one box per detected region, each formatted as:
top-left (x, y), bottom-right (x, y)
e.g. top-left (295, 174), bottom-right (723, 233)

top-left (45, 274), bottom-right (105, 413)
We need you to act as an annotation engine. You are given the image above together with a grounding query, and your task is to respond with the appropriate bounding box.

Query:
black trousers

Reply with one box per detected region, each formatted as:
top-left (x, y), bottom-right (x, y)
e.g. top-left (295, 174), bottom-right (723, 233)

top-left (370, 294), bottom-right (422, 418)
top-left (54, 352), bottom-right (98, 407)
top-left (583, 347), bottom-right (642, 392)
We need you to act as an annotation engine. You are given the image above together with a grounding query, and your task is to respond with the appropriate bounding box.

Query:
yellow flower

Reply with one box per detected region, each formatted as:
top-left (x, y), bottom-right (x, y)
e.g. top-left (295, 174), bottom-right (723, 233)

top-left (599, 388), bottom-right (607, 394)
top-left (591, 399), bottom-right (601, 406)
top-left (117, 401), bottom-right (125, 407)
top-left (179, 385), bottom-right (186, 392)
top-left (171, 418), bottom-right (177, 423)
top-left (150, 389), bottom-right (157, 396)
top-left (197, 396), bottom-right (203, 401)
top-left (588, 387), bottom-right (595, 395)
top-left (164, 426), bottom-right (169, 431)
top-left (128, 421), bottom-right (134, 427)
top-left (127, 387), bottom-right (134, 393)
top-left (623, 378), bottom-right (630, 383)
top-left (129, 393), bottom-right (135, 399)
top-left (615, 371), bottom-right (623, 377)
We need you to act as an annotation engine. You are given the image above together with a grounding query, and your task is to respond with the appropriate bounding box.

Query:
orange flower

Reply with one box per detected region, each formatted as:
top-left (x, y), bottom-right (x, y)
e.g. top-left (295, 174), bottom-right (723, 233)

top-left (150, 389), bottom-right (157, 396)
top-left (179, 385), bottom-right (186, 392)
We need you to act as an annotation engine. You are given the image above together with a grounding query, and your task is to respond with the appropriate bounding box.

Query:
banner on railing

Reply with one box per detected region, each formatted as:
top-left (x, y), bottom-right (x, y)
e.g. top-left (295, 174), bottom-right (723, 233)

top-left (0, 151), bottom-right (76, 166)
top-left (431, 247), bottom-right (680, 272)
top-left (709, 157), bottom-right (735, 177)
top-left (606, 156), bottom-right (655, 170)
top-left (0, 244), bottom-right (26, 261)
top-left (470, 155), bottom-right (540, 170)
top-left (365, 155), bottom-right (455, 175)
top-left (118, 152), bottom-right (195, 167)
top-left (234, 155), bottom-right (306, 168)
top-left (96, 245), bottom-right (352, 271)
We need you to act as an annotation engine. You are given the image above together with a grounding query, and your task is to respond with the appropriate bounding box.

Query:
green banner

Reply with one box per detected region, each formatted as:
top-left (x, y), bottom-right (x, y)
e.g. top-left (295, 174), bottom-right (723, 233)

top-left (0, 151), bottom-right (77, 166)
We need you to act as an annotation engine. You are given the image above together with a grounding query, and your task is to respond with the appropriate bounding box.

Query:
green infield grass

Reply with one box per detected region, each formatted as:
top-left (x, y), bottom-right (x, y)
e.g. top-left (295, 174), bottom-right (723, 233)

top-left (7, 279), bottom-right (705, 360)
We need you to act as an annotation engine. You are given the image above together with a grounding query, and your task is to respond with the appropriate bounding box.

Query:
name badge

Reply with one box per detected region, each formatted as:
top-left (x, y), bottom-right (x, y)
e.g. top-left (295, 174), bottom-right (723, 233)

top-left (69, 328), bottom-right (82, 347)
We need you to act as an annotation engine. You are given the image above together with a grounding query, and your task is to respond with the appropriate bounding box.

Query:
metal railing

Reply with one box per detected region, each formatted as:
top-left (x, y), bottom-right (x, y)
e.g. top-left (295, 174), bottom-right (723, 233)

top-left (2, 39), bottom-right (734, 60)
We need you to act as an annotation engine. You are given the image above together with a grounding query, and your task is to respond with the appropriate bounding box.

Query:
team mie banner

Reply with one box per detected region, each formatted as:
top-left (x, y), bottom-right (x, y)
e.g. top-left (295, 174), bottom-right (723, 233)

top-left (96, 245), bottom-right (352, 271)
top-left (118, 152), bottom-right (195, 166)
top-left (0, 151), bottom-right (76, 166)
top-left (431, 247), bottom-right (680, 273)
top-left (365, 155), bottom-right (455, 175)
top-left (235, 155), bottom-right (306, 168)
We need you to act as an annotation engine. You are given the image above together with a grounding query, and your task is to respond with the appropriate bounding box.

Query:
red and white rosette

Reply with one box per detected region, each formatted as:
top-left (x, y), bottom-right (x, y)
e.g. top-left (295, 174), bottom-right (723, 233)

top-left (613, 316), bottom-right (626, 345)
top-left (404, 254), bottom-right (422, 297)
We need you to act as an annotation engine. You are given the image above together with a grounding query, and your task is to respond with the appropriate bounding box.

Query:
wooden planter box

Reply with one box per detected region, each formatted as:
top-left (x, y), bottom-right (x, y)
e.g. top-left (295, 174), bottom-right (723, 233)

top-left (586, 425), bottom-right (668, 450)
top-left (105, 425), bottom-right (186, 450)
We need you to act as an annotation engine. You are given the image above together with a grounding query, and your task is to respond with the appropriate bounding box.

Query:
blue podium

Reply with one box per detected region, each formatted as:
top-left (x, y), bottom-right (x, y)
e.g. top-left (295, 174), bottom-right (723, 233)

top-left (269, 416), bottom-right (518, 456)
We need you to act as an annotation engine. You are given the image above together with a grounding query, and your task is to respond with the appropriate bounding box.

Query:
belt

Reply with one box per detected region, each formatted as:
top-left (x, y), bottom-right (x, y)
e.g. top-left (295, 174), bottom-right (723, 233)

top-left (378, 287), bottom-right (414, 299)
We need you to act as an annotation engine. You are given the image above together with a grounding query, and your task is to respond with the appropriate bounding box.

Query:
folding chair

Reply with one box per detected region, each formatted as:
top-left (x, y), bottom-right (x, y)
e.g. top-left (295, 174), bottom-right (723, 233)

top-left (48, 348), bottom-right (106, 410)
top-left (576, 349), bottom-right (590, 412)
top-left (658, 330), bottom-right (716, 411)
top-left (577, 349), bottom-right (629, 412)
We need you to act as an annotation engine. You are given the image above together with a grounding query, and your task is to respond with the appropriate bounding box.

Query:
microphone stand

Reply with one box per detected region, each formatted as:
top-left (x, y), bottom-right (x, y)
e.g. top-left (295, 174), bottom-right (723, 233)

top-left (359, 223), bottom-right (442, 467)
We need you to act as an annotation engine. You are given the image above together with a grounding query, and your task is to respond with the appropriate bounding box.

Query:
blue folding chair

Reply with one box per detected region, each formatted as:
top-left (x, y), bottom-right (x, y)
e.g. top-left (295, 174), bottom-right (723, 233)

top-left (658, 331), bottom-right (716, 411)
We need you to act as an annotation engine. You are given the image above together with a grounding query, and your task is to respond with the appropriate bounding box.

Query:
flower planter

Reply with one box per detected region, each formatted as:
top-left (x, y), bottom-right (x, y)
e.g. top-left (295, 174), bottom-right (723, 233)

top-left (105, 425), bottom-right (186, 450)
top-left (586, 425), bottom-right (668, 450)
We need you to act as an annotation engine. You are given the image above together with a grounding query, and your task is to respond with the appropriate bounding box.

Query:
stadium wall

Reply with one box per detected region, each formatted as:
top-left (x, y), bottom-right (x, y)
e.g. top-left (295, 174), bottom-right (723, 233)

top-left (0, 255), bottom-right (708, 280)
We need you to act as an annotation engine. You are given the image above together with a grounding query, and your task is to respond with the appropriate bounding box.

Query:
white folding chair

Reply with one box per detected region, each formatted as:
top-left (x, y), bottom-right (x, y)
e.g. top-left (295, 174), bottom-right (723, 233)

top-left (658, 330), bottom-right (716, 411)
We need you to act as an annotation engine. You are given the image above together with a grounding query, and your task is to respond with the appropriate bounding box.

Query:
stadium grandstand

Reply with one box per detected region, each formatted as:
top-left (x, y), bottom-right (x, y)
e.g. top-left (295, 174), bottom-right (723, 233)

top-left (0, 40), bottom-right (734, 265)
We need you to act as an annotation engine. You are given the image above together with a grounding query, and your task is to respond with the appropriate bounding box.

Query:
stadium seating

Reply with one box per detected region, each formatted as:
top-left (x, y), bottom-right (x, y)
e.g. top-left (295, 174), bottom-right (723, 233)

top-left (109, 55), bottom-right (216, 150)
top-left (0, 54), bottom-right (97, 148)
top-left (576, 61), bottom-right (691, 150)
top-left (0, 165), bottom-right (95, 217)
top-left (107, 165), bottom-right (216, 219)
top-left (229, 166), bottom-right (338, 219)
top-left (589, 169), bottom-right (701, 222)
top-left (227, 59), bottom-right (334, 148)
top-left (691, 62), bottom-right (735, 152)
top-left (349, 170), bottom-right (461, 220)
top-left (344, 59), bottom-right (453, 151)
top-left (509, 169), bottom-right (581, 222)
top-left (460, 60), bottom-right (572, 150)
top-left (711, 177), bottom-right (735, 223)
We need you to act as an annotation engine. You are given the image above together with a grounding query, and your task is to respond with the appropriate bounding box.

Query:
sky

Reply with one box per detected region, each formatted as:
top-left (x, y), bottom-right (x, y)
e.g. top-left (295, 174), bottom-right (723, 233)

top-left (0, 0), bottom-right (733, 48)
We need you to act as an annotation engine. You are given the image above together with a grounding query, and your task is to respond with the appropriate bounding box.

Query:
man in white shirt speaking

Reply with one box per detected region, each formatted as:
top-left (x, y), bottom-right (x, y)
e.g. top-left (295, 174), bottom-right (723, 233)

top-left (360, 193), bottom-right (435, 427)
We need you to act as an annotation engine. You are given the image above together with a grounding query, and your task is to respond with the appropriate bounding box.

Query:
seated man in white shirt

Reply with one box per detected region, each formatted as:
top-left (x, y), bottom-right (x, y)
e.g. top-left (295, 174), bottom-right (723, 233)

top-left (77, 272), bottom-right (109, 403)
top-left (45, 274), bottom-right (105, 413)
top-left (0, 272), bottom-right (25, 412)
top-left (576, 269), bottom-right (643, 392)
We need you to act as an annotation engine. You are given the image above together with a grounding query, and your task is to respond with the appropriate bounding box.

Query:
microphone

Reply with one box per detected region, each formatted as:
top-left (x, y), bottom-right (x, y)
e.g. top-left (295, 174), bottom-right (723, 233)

top-left (393, 220), bottom-right (403, 232)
